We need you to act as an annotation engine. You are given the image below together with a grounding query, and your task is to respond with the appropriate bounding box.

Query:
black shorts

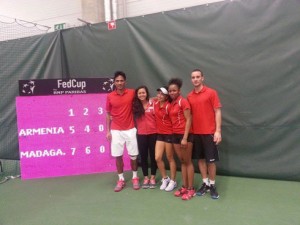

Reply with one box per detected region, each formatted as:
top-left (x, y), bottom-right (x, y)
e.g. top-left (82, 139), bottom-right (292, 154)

top-left (172, 133), bottom-right (194, 144)
top-left (192, 134), bottom-right (219, 163)
top-left (156, 134), bottom-right (173, 143)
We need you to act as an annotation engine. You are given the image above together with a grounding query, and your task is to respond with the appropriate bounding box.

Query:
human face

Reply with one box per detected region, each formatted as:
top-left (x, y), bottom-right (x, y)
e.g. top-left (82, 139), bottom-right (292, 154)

top-left (114, 75), bottom-right (126, 91)
top-left (156, 91), bottom-right (167, 103)
top-left (191, 71), bottom-right (204, 88)
top-left (168, 84), bottom-right (180, 100)
top-left (137, 88), bottom-right (147, 102)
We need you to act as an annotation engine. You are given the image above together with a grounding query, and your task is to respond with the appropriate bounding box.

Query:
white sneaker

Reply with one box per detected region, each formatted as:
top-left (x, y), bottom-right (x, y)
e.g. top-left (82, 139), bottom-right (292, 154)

top-left (165, 180), bottom-right (177, 192)
top-left (160, 177), bottom-right (170, 190)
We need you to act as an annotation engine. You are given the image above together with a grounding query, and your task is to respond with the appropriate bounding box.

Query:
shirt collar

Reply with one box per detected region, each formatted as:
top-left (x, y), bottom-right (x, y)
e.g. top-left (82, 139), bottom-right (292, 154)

top-left (193, 86), bottom-right (207, 94)
top-left (113, 88), bottom-right (128, 95)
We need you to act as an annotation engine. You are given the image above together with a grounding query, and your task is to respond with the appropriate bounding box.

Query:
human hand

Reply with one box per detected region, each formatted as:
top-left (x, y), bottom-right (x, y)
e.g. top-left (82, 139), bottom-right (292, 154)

top-left (214, 131), bottom-right (222, 145)
top-left (106, 132), bottom-right (112, 141)
top-left (181, 138), bottom-right (187, 148)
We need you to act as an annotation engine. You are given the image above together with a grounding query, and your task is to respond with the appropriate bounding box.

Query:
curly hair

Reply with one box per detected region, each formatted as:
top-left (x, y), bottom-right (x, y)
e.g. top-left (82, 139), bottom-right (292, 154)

top-left (133, 85), bottom-right (150, 119)
top-left (168, 78), bottom-right (182, 89)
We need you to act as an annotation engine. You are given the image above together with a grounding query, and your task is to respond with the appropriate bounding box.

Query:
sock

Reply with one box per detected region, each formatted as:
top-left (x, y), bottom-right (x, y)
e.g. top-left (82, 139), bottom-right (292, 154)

top-left (209, 180), bottom-right (215, 186)
top-left (203, 178), bottom-right (209, 185)
top-left (118, 173), bottom-right (124, 181)
top-left (132, 171), bottom-right (138, 179)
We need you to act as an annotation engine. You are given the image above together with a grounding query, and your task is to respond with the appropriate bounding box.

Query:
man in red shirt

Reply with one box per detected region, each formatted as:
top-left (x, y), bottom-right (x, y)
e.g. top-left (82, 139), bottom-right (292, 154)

top-left (106, 71), bottom-right (140, 192)
top-left (187, 69), bottom-right (222, 199)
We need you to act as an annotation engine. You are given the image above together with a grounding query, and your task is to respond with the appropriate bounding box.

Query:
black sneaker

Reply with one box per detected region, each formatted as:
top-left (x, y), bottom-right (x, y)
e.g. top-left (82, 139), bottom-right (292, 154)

top-left (196, 183), bottom-right (210, 196)
top-left (210, 185), bottom-right (219, 199)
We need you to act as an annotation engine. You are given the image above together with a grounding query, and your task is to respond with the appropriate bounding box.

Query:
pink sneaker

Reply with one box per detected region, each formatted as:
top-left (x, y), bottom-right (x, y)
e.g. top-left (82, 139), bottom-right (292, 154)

top-left (182, 188), bottom-right (196, 200)
top-left (132, 177), bottom-right (140, 190)
top-left (114, 180), bottom-right (125, 192)
top-left (149, 179), bottom-right (156, 189)
top-left (142, 178), bottom-right (150, 189)
top-left (174, 187), bottom-right (188, 197)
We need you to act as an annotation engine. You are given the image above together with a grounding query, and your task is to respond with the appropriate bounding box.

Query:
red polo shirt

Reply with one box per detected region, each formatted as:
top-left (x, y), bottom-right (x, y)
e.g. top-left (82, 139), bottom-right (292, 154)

top-left (135, 100), bottom-right (157, 135)
top-left (187, 86), bottom-right (222, 134)
top-left (169, 96), bottom-right (191, 134)
top-left (154, 101), bottom-right (172, 134)
top-left (106, 88), bottom-right (135, 130)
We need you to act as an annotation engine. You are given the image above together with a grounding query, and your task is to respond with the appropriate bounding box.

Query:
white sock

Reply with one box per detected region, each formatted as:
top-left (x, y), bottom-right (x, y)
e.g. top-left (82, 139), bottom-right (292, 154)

top-left (132, 171), bottom-right (138, 178)
top-left (118, 173), bottom-right (124, 181)
top-left (209, 180), bottom-right (215, 186)
top-left (203, 178), bottom-right (209, 185)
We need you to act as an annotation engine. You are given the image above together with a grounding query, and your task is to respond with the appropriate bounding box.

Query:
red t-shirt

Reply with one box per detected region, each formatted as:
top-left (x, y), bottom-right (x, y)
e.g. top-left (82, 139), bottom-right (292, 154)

top-left (154, 101), bottom-right (172, 134)
top-left (106, 89), bottom-right (135, 130)
top-left (187, 86), bottom-right (222, 134)
top-left (135, 100), bottom-right (157, 135)
top-left (169, 96), bottom-right (191, 134)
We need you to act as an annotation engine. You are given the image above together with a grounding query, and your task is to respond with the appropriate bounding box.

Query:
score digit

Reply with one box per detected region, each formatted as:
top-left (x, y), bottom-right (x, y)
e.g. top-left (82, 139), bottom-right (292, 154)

top-left (85, 146), bottom-right (91, 154)
top-left (98, 107), bottom-right (103, 115)
top-left (69, 126), bottom-right (75, 134)
top-left (99, 124), bottom-right (104, 132)
top-left (71, 147), bottom-right (76, 155)
top-left (69, 109), bottom-right (75, 116)
top-left (99, 145), bottom-right (105, 153)
top-left (84, 125), bottom-right (90, 133)
top-left (83, 108), bottom-right (89, 116)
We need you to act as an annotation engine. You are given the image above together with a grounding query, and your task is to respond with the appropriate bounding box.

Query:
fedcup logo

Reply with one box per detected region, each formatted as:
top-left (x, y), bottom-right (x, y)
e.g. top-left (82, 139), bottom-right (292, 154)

top-left (101, 78), bottom-right (114, 92)
top-left (21, 81), bottom-right (36, 95)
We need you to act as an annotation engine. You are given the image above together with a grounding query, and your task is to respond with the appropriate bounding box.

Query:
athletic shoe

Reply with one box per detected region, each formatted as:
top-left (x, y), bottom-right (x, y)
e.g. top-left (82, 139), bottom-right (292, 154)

top-left (210, 185), bottom-right (219, 199)
top-left (142, 178), bottom-right (150, 189)
top-left (182, 188), bottom-right (196, 200)
top-left (165, 180), bottom-right (177, 192)
top-left (196, 183), bottom-right (210, 196)
top-left (132, 177), bottom-right (140, 190)
top-left (160, 177), bottom-right (170, 190)
top-left (114, 180), bottom-right (125, 192)
top-left (149, 179), bottom-right (156, 189)
top-left (174, 187), bottom-right (188, 197)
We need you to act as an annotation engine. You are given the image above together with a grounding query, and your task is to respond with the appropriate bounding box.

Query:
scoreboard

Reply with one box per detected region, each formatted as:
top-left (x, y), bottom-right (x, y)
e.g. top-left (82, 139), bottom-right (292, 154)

top-left (16, 78), bottom-right (131, 179)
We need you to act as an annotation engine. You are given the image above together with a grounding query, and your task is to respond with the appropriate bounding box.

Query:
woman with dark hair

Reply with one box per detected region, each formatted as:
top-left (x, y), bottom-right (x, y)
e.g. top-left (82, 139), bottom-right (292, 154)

top-left (133, 86), bottom-right (157, 189)
top-left (154, 86), bottom-right (177, 192)
top-left (168, 78), bottom-right (195, 200)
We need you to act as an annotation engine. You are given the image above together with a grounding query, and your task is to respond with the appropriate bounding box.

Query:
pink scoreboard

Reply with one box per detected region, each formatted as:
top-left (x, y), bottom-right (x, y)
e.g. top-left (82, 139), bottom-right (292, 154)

top-left (16, 93), bottom-right (131, 179)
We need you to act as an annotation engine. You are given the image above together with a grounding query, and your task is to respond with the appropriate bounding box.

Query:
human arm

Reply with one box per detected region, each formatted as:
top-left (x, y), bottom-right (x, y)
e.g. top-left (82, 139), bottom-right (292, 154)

top-left (181, 109), bottom-right (192, 147)
top-left (106, 112), bottom-right (112, 141)
top-left (214, 108), bottom-right (222, 145)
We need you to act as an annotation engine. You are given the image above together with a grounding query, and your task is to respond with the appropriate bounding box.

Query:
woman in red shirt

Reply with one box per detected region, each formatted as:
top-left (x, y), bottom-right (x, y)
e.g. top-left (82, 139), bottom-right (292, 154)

top-left (133, 86), bottom-right (157, 189)
top-left (168, 78), bottom-right (195, 200)
top-left (154, 87), bottom-right (177, 192)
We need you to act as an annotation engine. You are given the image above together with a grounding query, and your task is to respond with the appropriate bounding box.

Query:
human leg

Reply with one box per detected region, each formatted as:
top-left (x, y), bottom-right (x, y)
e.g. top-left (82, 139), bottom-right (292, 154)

top-left (207, 162), bottom-right (219, 199)
top-left (207, 162), bottom-right (217, 182)
top-left (155, 140), bottom-right (167, 178)
top-left (183, 142), bottom-right (194, 189)
top-left (198, 134), bottom-right (220, 198)
top-left (155, 140), bottom-right (171, 190)
top-left (137, 134), bottom-right (150, 188)
top-left (149, 134), bottom-right (157, 188)
top-left (124, 128), bottom-right (140, 190)
top-left (148, 134), bottom-right (158, 177)
top-left (137, 134), bottom-right (149, 177)
top-left (180, 141), bottom-right (196, 200)
top-left (198, 159), bottom-right (208, 181)
top-left (173, 143), bottom-right (187, 188)
top-left (165, 143), bottom-right (177, 191)
top-left (165, 142), bottom-right (176, 181)
top-left (116, 156), bottom-right (124, 174)
top-left (114, 156), bottom-right (125, 192)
